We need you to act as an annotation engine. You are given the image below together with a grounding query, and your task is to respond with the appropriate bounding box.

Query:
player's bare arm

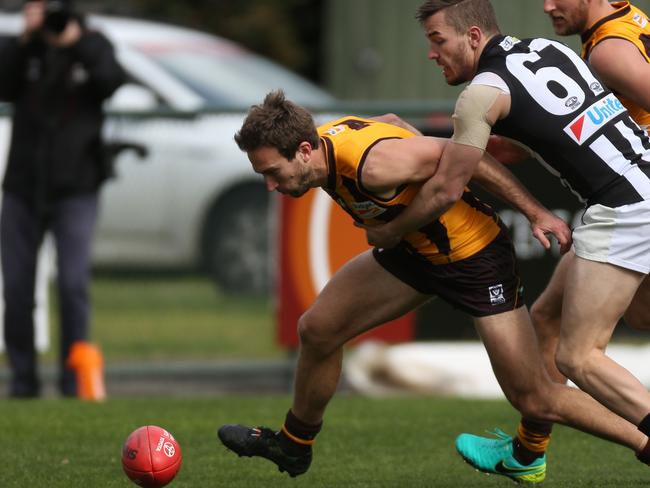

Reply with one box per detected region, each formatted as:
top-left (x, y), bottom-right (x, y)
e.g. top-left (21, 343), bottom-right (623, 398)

top-left (363, 84), bottom-right (509, 248)
top-left (588, 39), bottom-right (650, 113)
top-left (360, 136), bottom-right (446, 194)
top-left (367, 118), bottom-right (552, 242)
top-left (473, 152), bottom-right (572, 253)
top-left (360, 140), bottom-right (481, 248)
top-left (367, 113), bottom-right (561, 248)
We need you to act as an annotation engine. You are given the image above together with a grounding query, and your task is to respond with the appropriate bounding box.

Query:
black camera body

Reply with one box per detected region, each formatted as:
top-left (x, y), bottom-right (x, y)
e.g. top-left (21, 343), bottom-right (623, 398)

top-left (43, 0), bottom-right (73, 34)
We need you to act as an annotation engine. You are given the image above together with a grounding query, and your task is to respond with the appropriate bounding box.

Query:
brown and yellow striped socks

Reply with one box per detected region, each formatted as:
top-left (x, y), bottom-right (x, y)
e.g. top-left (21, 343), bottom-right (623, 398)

top-left (513, 418), bottom-right (552, 465)
top-left (278, 410), bottom-right (322, 453)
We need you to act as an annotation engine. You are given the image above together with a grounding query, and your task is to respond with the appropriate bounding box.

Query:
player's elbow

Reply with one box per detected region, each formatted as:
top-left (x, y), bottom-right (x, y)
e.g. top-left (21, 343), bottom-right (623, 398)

top-left (361, 162), bottom-right (382, 189)
top-left (437, 186), bottom-right (464, 210)
top-left (419, 189), bottom-right (459, 221)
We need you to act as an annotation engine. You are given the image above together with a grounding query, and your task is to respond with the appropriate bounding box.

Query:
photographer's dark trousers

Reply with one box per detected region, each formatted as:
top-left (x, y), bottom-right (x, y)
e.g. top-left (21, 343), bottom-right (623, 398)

top-left (1, 191), bottom-right (98, 397)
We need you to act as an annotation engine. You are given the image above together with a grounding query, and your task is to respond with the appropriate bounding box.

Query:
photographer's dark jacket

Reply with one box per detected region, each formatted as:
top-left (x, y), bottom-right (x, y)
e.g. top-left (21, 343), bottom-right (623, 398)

top-left (0, 26), bottom-right (126, 208)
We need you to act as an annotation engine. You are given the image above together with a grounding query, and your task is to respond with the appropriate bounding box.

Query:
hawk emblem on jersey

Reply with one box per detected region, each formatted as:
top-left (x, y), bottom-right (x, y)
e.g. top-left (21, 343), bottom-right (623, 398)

top-left (564, 93), bottom-right (626, 144)
top-left (340, 119), bottom-right (370, 130)
top-left (351, 200), bottom-right (386, 219)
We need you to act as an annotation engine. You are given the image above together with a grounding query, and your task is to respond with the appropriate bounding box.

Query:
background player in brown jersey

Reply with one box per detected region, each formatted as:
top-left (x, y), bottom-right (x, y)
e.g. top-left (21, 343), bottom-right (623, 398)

top-left (457, 1), bottom-right (650, 482)
top-left (216, 90), bottom-right (649, 482)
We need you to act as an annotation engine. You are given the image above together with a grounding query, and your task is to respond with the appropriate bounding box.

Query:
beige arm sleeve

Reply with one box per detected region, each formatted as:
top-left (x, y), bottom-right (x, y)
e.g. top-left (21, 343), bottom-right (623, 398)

top-left (451, 84), bottom-right (503, 150)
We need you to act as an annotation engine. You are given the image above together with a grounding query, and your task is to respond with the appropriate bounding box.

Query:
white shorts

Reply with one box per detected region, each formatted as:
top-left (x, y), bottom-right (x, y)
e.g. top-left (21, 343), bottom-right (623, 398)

top-left (573, 200), bottom-right (650, 274)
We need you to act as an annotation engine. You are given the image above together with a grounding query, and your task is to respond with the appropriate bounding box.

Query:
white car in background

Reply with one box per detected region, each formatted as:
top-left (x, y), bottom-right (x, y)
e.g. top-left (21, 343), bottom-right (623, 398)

top-left (0, 13), bottom-right (337, 295)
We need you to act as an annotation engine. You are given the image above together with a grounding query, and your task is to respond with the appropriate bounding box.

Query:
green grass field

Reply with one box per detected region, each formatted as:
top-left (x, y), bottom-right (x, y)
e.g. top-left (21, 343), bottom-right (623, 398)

top-left (2, 395), bottom-right (647, 487)
top-left (5, 274), bottom-right (649, 486)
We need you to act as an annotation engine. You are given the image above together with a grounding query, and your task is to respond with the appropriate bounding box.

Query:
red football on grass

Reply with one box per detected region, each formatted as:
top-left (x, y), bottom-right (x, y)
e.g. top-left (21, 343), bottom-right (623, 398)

top-left (122, 425), bottom-right (182, 487)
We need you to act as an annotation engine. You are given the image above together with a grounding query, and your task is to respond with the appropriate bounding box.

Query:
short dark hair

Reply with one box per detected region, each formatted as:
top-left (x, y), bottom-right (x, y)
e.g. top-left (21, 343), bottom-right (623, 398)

top-left (234, 90), bottom-right (319, 160)
top-left (416, 0), bottom-right (500, 35)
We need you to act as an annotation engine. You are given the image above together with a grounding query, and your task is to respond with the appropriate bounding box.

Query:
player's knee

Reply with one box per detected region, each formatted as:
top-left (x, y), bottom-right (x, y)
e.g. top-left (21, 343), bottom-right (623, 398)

top-left (554, 345), bottom-right (583, 382)
top-left (529, 299), bottom-right (560, 336)
top-left (296, 311), bottom-right (321, 345)
top-left (296, 311), bottom-right (337, 354)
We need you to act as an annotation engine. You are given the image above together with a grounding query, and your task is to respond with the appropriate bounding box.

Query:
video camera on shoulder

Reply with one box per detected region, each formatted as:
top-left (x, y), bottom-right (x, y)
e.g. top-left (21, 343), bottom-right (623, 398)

top-left (42, 0), bottom-right (74, 34)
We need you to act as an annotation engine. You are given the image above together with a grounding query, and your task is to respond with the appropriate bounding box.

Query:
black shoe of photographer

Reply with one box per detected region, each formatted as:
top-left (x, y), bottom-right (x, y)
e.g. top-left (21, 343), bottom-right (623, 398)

top-left (218, 424), bottom-right (312, 477)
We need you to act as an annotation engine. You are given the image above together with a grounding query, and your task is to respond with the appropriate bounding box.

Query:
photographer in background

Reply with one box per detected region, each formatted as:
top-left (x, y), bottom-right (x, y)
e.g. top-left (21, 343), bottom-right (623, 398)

top-left (0, 0), bottom-right (125, 398)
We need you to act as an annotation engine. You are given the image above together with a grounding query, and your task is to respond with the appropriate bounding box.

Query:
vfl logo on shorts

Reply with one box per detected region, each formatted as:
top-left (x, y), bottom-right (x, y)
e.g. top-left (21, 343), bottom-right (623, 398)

top-left (489, 284), bottom-right (506, 305)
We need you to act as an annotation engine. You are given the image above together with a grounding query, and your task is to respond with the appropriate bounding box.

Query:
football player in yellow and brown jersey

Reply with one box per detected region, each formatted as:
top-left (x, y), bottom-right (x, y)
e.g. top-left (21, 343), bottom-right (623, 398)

top-left (457, 1), bottom-right (650, 480)
top-left (215, 90), bottom-right (647, 480)
top-left (318, 115), bottom-right (501, 265)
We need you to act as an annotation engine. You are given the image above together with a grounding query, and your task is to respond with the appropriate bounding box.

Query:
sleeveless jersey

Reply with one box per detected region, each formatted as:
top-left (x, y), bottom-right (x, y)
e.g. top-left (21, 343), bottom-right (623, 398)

top-left (581, 1), bottom-right (650, 130)
top-left (318, 116), bottom-right (501, 265)
top-left (475, 35), bottom-right (650, 207)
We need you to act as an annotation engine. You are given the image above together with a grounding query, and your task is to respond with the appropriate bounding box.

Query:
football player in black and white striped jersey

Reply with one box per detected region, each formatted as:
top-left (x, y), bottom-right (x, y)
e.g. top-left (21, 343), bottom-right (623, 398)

top-left (362, 0), bottom-right (650, 483)
top-left (459, 1), bottom-right (650, 480)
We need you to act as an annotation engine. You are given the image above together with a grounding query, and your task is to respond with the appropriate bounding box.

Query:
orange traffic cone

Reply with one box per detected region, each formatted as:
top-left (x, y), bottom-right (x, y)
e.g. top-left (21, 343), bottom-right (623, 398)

top-left (66, 341), bottom-right (107, 401)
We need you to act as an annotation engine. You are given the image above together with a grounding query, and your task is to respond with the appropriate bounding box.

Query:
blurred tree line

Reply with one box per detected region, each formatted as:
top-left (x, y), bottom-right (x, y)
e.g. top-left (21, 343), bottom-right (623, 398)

top-left (0, 0), bottom-right (325, 82)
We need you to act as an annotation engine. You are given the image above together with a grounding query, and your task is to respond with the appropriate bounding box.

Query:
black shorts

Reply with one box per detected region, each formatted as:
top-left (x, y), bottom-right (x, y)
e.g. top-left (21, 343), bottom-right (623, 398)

top-left (373, 229), bottom-right (524, 317)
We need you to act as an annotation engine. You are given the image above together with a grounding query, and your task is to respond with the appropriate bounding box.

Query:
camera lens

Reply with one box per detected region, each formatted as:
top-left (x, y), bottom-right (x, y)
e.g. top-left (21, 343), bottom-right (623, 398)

top-left (43, 0), bottom-right (71, 34)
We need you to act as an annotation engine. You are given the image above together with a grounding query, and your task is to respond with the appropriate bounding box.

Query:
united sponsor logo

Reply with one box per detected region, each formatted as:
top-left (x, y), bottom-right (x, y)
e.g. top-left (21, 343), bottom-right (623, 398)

top-left (351, 200), bottom-right (386, 219)
top-left (563, 93), bottom-right (625, 144)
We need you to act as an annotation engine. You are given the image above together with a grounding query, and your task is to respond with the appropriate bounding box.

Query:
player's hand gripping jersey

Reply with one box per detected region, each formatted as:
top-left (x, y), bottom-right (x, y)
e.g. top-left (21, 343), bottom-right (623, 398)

top-left (581, 0), bottom-right (650, 130)
top-left (318, 117), bottom-right (501, 264)
top-left (474, 35), bottom-right (650, 208)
